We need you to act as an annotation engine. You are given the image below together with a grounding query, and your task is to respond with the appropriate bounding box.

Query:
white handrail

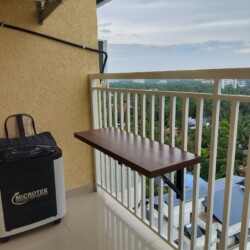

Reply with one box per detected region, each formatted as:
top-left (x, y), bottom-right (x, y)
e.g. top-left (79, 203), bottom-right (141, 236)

top-left (89, 68), bottom-right (250, 80)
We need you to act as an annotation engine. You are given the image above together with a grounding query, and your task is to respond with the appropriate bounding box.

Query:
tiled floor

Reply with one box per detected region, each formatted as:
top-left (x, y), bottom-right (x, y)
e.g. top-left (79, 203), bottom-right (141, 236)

top-left (0, 190), bottom-right (173, 250)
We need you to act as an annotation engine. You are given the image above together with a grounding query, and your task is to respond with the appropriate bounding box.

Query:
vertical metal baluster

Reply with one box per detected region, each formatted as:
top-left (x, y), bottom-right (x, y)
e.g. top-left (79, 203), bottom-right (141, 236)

top-left (126, 93), bottom-right (131, 207)
top-left (133, 93), bottom-right (139, 216)
top-left (91, 79), bottom-right (101, 190)
top-left (240, 138), bottom-right (250, 250)
top-left (126, 93), bottom-right (131, 132)
top-left (120, 92), bottom-right (124, 201)
top-left (114, 91), bottom-right (118, 128)
top-left (168, 96), bottom-right (176, 242)
top-left (120, 92), bottom-right (124, 130)
top-left (127, 167), bottom-right (132, 209)
top-left (114, 161), bottom-right (118, 200)
top-left (220, 100), bottom-right (239, 249)
top-left (178, 97), bottom-right (189, 250)
top-left (158, 95), bottom-right (165, 235)
top-left (149, 178), bottom-right (154, 228)
top-left (149, 94), bottom-right (155, 140)
top-left (103, 90), bottom-right (107, 128)
top-left (141, 94), bottom-right (146, 138)
top-left (102, 90), bottom-right (109, 190)
top-left (121, 164), bottom-right (124, 204)
top-left (110, 159), bottom-right (114, 195)
top-left (141, 175), bottom-right (146, 221)
top-left (114, 91), bottom-right (118, 198)
top-left (108, 90), bottom-right (113, 127)
top-left (134, 93), bottom-right (138, 135)
top-left (98, 90), bottom-right (103, 129)
top-left (191, 98), bottom-right (204, 250)
top-left (91, 82), bottom-right (100, 130)
top-left (159, 95), bottom-right (165, 144)
top-left (205, 80), bottom-right (221, 250)
top-left (134, 171), bottom-right (139, 216)
top-left (141, 94), bottom-right (146, 221)
top-left (98, 90), bottom-right (105, 188)
top-left (108, 90), bottom-right (113, 194)
top-left (149, 94), bottom-right (155, 228)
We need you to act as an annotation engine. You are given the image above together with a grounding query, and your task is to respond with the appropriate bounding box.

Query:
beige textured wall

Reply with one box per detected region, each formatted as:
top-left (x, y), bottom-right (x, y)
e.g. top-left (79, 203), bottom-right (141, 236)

top-left (0, 0), bottom-right (99, 190)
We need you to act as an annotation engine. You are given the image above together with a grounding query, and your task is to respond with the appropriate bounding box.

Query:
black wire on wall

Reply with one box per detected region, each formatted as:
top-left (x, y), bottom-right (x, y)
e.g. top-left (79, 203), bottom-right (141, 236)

top-left (0, 22), bottom-right (108, 73)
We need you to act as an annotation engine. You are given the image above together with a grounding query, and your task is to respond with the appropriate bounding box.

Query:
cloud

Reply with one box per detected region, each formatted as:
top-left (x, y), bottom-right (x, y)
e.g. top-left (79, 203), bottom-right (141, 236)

top-left (235, 47), bottom-right (250, 54)
top-left (97, 0), bottom-right (250, 72)
top-left (99, 22), bottom-right (112, 27)
top-left (100, 29), bottom-right (111, 33)
top-left (98, 0), bottom-right (250, 46)
top-left (201, 43), bottom-right (235, 51)
top-left (105, 41), bottom-right (250, 72)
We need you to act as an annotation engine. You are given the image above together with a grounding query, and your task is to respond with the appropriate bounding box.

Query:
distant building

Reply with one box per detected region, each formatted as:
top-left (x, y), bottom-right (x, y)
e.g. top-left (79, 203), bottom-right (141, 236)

top-left (183, 224), bottom-right (206, 249)
top-left (201, 80), bottom-right (213, 84)
top-left (221, 79), bottom-right (246, 89)
top-left (159, 80), bottom-right (167, 84)
top-left (187, 116), bottom-right (210, 129)
top-left (188, 117), bottom-right (196, 127)
top-left (238, 80), bottom-right (247, 88)
top-left (148, 174), bottom-right (249, 249)
top-left (203, 176), bottom-right (247, 249)
top-left (221, 79), bottom-right (238, 89)
top-left (132, 79), bottom-right (145, 84)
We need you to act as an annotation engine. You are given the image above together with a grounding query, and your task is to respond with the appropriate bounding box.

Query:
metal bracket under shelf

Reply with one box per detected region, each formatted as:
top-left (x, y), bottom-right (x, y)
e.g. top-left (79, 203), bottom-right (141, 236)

top-left (161, 169), bottom-right (184, 201)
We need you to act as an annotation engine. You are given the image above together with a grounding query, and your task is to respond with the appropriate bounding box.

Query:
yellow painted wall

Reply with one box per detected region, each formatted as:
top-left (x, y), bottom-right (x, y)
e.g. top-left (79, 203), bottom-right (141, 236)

top-left (0, 0), bottom-right (99, 189)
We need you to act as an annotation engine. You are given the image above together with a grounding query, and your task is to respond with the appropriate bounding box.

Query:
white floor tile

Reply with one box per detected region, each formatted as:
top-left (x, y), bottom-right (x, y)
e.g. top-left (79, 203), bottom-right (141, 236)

top-left (0, 190), bottom-right (173, 250)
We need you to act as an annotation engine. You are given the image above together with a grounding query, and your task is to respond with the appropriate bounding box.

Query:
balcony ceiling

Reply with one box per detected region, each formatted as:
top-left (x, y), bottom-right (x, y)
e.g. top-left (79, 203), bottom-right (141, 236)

top-left (36, 0), bottom-right (111, 24)
top-left (97, 0), bottom-right (112, 8)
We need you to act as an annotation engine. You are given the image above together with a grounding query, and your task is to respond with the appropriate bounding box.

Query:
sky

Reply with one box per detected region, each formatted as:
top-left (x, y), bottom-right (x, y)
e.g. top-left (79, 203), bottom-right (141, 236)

top-left (97, 0), bottom-right (250, 73)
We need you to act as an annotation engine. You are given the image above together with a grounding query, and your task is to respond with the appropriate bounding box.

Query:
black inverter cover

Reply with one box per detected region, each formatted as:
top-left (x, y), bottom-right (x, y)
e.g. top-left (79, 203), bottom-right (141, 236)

top-left (0, 148), bottom-right (62, 231)
top-left (0, 131), bottom-right (60, 231)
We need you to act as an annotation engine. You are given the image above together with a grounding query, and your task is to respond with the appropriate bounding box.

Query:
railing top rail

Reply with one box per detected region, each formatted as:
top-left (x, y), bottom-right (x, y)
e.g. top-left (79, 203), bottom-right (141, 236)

top-left (93, 87), bottom-right (250, 103)
top-left (89, 68), bottom-right (250, 80)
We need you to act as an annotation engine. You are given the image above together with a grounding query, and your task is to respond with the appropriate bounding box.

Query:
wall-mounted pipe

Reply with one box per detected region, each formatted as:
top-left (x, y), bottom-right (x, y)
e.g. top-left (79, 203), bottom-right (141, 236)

top-left (0, 22), bottom-right (108, 73)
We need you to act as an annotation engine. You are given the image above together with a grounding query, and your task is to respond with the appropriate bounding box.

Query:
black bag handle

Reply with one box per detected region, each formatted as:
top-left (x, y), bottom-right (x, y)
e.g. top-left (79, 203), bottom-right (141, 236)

top-left (4, 114), bottom-right (37, 138)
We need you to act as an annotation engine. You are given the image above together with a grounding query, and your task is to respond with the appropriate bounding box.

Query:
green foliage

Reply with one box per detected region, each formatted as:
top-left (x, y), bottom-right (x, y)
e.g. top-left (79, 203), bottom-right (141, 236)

top-left (109, 80), bottom-right (250, 182)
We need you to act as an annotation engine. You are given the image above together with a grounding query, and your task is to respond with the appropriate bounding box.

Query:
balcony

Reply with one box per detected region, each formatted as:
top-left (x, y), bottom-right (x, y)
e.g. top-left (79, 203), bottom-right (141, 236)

top-left (87, 68), bottom-right (250, 250)
top-left (1, 68), bottom-right (250, 250)
top-left (1, 0), bottom-right (250, 248)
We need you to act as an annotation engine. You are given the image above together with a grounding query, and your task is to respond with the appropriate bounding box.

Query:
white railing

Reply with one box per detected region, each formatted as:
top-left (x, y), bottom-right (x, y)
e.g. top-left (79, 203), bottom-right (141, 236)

top-left (89, 68), bottom-right (250, 250)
